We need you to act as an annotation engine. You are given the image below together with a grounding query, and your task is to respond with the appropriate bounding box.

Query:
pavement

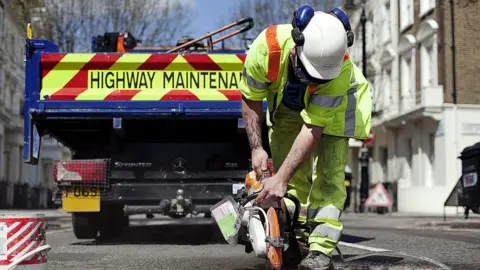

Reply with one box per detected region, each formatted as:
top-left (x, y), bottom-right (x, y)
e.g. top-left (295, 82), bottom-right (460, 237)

top-left (2, 209), bottom-right (480, 269)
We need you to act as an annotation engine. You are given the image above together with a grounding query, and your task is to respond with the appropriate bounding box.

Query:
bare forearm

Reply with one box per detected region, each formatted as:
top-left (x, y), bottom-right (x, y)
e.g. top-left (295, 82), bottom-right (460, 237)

top-left (241, 96), bottom-right (264, 150)
top-left (276, 124), bottom-right (324, 183)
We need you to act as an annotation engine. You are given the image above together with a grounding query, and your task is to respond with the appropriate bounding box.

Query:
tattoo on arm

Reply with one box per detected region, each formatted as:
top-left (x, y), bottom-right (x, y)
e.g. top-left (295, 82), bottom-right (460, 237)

top-left (243, 110), bottom-right (263, 150)
top-left (282, 147), bottom-right (310, 177)
top-left (242, 98), bottom-right (264, 150)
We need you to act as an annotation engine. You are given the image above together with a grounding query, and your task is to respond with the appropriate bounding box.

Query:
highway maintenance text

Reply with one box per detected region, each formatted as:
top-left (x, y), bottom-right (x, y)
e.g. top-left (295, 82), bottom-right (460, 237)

top-left (88, 71), bottom-right (243, 89)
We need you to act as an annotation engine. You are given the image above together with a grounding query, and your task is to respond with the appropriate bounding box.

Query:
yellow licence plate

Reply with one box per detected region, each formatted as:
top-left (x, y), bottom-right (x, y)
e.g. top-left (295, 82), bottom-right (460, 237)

top-left (62, 186), bottom-right (101, 212)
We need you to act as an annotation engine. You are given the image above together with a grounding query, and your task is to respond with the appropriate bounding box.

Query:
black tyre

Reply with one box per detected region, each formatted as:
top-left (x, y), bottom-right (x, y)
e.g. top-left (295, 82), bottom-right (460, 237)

top-left (72, 212), bottom-right (99, 239)
top-left (122, 214), bottom-right (130, 228)
top-left (98, 205), bottom-right (125, 240)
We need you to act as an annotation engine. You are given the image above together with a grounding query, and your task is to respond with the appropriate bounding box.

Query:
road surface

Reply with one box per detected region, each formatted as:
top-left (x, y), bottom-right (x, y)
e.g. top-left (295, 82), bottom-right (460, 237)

top-left (41, 213), bottom-right (480, 270)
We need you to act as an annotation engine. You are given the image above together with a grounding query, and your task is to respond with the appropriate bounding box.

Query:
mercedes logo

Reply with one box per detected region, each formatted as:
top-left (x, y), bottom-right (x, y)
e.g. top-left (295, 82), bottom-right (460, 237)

top-left (172, 157), bottom-right (188, 174)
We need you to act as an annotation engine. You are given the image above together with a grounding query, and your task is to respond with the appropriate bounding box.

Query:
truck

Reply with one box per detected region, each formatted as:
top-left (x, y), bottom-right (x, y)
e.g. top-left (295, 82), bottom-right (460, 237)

top-left (23, 18), bottom-right (270, 240)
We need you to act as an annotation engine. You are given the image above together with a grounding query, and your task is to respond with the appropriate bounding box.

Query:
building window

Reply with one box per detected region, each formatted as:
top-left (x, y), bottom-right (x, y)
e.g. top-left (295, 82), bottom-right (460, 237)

top-left (407, 139), bottom-right (412, 165)
top-left (417, 20), bottom-right (439, 90)
top-left (400, 54), bottom-right (414, 110)
top-left (398, 34), bottom-right (416, 112)
top-left (400, 0), bottom-right (414, 31)
top-left (429, 133), bottom-right (435, 164)
top-left (0, 2), bottom-right (4, 39)
top-left (382, 2), bottom-right (391, 44)
top-left (370, 62), bottom-right (382, 112)
top-left (42, 161), bottom-right (54, 188)
top-left (0, 69), bottom-right (3, 101)
top-left (10, 85), bottom-right (16, 113)
top-left (420, 0), bottom-right (436, 17)
top-left (380, 147), bottom-right (388, 181)
top-left (380, 48), bottom-right (395, 114)
top-left (2, 150), bottom-right (9, 180)
top-left (366, 20), bottom-right (374, 54)
top-left (382, 68), bottom-right (392, 110)
top-left (4, 82), bottom-right (10, 110)
top-left (9, 34), bottom-right (14, 55)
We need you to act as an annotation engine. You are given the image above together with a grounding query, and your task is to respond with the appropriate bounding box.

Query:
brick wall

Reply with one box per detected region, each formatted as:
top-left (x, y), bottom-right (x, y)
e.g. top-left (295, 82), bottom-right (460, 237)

top-left (440, 0), bottom-right (480, 104)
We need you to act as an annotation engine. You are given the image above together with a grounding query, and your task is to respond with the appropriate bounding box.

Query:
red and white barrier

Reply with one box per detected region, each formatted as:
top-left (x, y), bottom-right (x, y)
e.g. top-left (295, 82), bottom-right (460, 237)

top-left (0, 213), bottom-right (51, 270)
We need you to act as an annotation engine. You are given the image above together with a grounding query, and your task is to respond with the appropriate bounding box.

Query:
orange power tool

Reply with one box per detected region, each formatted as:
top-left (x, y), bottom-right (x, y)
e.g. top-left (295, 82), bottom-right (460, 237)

top-left (245, 169), bottom-right (283, 269)
top-left (236, 163), bottom-right (301, 270)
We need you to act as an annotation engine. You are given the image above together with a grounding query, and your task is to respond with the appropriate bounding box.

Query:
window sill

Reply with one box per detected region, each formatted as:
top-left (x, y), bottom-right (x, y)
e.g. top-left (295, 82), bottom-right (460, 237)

top-left (418, 6), bottom-right (435, 19)
top-left (399, 22), bottom-right (413, 34)
top-left (382, 37), bottom-right (392, 46)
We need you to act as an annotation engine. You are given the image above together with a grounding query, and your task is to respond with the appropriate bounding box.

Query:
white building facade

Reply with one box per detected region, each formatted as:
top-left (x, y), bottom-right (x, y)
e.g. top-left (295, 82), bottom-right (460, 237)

top-left (0, 1), bottom-right (70, 208)
top-left (344, 0), bottom-right (478, 215)
top-left (344, 0), bottom-right (399, 210)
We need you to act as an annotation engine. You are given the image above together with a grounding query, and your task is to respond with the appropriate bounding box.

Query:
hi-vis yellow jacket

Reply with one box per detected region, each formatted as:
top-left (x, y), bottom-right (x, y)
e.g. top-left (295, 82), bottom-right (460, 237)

top-left (239, 24), bottom-right (372, 140)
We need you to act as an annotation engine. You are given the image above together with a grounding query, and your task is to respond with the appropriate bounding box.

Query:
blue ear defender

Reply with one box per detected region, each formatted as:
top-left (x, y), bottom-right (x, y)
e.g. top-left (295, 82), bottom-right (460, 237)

top-left (291, 5), bottom-right (315, 46)
top-left (330, 7), bottom-right (355, 47)
top-left (290, 5), bottom-right (354, 48)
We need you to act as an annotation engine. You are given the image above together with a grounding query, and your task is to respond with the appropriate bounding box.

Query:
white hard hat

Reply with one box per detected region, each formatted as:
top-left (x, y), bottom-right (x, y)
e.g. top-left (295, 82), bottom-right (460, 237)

top-left (297, 11), bottom-right (348, 80)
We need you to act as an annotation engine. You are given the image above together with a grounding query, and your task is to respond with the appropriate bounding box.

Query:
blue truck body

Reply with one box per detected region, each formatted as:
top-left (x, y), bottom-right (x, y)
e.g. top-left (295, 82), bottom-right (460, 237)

top-left (23, 37), bottom-right (267, 165)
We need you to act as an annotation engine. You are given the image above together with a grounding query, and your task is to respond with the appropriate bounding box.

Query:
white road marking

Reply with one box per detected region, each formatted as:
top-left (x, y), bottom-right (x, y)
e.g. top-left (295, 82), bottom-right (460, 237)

top-left (46, 228), bottom-right (73, 235)
top-left (338, 241), bottom-right (452, 269)
top-left (338, 241), bottom-right (390, 252)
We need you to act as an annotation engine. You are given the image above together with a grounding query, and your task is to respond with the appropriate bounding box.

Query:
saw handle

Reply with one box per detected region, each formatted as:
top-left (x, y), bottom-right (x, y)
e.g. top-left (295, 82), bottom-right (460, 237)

top-left (285, 193), bottom-right (301, 229)
top-left (245, 169), bottom-right (273, 195)
top-left (240, 189), bottom-right (301, 227)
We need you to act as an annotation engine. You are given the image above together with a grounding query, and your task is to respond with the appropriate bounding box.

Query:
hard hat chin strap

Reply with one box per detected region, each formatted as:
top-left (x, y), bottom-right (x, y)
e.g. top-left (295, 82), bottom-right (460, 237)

top-left (290, 47), bottom-right (332, 85)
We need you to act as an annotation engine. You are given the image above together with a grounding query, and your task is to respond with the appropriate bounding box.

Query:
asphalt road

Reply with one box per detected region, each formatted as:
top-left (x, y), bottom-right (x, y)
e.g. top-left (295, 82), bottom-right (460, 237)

top-left (43, 214), bottom-right (480, 270)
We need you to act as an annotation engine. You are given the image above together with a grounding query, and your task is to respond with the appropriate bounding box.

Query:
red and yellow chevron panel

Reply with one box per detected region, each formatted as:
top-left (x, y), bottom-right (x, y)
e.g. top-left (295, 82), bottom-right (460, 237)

top-left (40, 53), bottom-right (246, 101)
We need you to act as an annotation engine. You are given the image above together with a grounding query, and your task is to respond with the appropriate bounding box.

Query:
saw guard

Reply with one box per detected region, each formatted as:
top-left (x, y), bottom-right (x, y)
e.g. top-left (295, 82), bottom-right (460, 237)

top-left (248, 212), bottom-right (267, 258)
top-left (266, 207), bottom-right (282, 269)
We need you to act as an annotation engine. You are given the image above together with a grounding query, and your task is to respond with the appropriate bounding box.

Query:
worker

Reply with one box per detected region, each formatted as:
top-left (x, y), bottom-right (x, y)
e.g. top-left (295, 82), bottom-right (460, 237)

top-left (239, 5), bottom-right (372, 270)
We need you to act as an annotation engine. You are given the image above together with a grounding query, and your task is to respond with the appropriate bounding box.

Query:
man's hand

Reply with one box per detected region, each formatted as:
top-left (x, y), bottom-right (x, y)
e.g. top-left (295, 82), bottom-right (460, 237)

top-left (255, 174), bottom-right (288, 204)
top-left (251, 148), bottom-right (269, 176)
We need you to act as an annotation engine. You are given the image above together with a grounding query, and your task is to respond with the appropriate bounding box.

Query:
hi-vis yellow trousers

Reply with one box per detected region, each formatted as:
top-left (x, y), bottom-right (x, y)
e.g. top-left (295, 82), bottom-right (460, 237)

top-left (269, 104), bottom-right (349, 256)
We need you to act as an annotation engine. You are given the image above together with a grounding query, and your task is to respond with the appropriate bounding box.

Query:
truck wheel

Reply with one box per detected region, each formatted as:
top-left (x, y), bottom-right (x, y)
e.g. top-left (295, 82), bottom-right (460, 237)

top-left (98, 205), bottom-right (125, 240)
top-left (72, 212), bottom-right (99, 239)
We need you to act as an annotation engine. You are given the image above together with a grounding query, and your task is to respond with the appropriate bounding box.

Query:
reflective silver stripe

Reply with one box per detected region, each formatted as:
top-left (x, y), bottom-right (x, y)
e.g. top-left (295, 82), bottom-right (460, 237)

top-left (307, 206), bottom-right (342, 220)
top-left (243, 67), bottom-right (268, 89)
top-left (310, 94), bottom-right (343, 108)
top-left (311, 224), bottom-right (342, 241)
top-left (344, 81), bottom-right (358, 136)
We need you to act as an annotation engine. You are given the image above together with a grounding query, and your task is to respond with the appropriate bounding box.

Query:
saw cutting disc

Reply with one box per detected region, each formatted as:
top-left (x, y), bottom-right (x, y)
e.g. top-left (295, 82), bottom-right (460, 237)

top-left (266, 207), bottom-right (282, 269)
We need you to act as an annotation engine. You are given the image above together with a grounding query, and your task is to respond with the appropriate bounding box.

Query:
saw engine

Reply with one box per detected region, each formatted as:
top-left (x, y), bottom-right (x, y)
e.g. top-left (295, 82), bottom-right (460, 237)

top-left (235, 169), bottom-right (303, 269)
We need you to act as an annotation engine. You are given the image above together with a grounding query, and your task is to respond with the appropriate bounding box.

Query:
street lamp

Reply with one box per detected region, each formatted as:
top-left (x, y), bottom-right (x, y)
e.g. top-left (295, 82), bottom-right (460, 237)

top-left (343, 0), bottom-right (370, 214)
top-left (360, 2), bottom-right (367, 76)
top-left (359, 0), bottom-right (370, 213)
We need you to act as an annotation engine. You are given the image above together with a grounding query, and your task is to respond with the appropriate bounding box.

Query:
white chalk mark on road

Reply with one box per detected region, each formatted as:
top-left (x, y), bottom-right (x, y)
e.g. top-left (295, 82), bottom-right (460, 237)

top-left (338, 241), bottom-right (452, 270)
top-left (338, 241), bottom-right (390, 252)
